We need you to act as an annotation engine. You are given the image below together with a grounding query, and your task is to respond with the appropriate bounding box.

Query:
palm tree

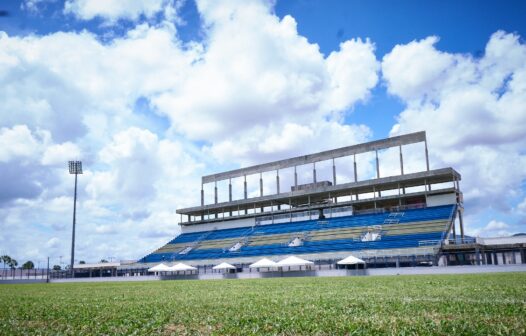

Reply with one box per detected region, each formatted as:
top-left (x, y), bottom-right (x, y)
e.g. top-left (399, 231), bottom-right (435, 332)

top-left (1, 255), bottom-right (10, 277)
top-left (9, 259), bottom-right (18, 269)
top-left (1, 255), bottom-right (12, 269)
top-left (22, 261), bottom-right (34, 269)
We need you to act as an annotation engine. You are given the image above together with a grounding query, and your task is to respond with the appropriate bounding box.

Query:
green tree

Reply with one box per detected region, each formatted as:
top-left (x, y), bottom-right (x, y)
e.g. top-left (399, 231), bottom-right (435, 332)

top-left (100, 259), bottom-right (108, 263)
top-left (9, 259), bottom-right (18, 269)
top-left (52, 265), bottom-right (61, 271)
top-left (1, 255), bottom-right (11, 269)
top-left (22, 261), bottom-right (34, 269)
top-left (79, 260), bottom-right (86, 264)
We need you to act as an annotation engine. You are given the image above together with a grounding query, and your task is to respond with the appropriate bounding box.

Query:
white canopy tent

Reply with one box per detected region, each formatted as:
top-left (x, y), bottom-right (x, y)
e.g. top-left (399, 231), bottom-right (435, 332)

top-left (169, 263), bottom-right (197, 272)
top-left (249, 258), bottom-right (277, 269)
top-left (337, 255), bottom-right (365, 265)
top-left (276, 256), bottom-right (314, 271)
top-left (212, 262), bottom-right (236, 270)
top-left (337, 255), bottom-right (366, 270)
top-left (277, 256), bottom-right (314, 267)
top-left (148, 263), bottom-right (172, 273)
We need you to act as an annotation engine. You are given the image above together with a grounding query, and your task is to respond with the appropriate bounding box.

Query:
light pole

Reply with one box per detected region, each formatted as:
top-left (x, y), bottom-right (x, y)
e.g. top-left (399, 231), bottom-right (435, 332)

top-left (68, 161), bottom-right (82, 278)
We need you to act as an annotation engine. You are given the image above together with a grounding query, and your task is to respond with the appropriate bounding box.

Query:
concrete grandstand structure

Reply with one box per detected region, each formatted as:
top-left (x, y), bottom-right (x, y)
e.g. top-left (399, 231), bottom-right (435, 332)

top-left (137, 131), bottom-right (469, 269)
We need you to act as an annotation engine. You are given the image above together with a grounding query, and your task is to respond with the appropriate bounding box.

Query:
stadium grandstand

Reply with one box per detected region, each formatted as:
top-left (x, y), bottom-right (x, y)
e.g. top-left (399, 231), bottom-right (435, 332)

top-left (136, 131), bottom-right (469, 269)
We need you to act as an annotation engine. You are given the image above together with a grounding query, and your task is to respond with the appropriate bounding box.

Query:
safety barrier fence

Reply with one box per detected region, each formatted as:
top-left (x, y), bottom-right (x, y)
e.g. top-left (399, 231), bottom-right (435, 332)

top-left (0, 268), bottom-right (49, 280)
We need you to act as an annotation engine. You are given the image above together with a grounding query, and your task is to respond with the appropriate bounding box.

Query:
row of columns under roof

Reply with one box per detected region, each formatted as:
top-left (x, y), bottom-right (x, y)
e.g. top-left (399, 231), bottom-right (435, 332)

top-left (202, 144), bottom-right (430, 207)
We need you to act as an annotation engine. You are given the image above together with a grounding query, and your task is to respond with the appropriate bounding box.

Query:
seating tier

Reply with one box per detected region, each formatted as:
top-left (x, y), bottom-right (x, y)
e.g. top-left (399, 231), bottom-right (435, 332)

top-left (139, 205), bottom-right (455, 263)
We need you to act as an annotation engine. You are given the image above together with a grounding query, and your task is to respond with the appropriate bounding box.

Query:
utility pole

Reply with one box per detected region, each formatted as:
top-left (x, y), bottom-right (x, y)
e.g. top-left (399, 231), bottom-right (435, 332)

top-left (68, 161), bottom-right (83, 278)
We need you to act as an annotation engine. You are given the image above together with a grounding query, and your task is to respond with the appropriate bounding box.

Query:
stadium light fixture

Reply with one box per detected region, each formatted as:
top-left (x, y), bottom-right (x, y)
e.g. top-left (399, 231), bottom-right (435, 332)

top-left (68, 161), bottom-right (82, 277)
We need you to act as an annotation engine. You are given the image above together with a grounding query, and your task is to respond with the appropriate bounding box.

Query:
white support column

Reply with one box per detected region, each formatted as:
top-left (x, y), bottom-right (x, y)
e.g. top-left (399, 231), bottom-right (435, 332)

top-left (244, 175), bottom-right (248, 215)
top-left (353, 154), bottom-right (358, 182)
top-left (260, 174), bottom-right (264, 212)
top-left (228, 179), bottom-right (232, 202)
top-left (375, 149), bottom-right (380, 179)
top-left (398, 183), bottom-right (402, 207)
top-left (332, 158), bottom-right (336, 186)
top-left (229, 178), bottom-right (232, 216)
top-left (376, 150), bottom-right (381, 197)
top-left (276, 170), bottom-right (280, 194)
top-left (244, 175), bottom-right (247, 199)
top-left (214, 181), bottom-right (218, 204)
top-left (293, 166), bottom-right (297, 189)
top-left (214, 181), bottom-right (218, 218)
top-left (399, 145), bottom-right (404, 175)
top-left (459, 209), bottom-right (465, 242)
top-left (276, 170), bottom-right (281, 210)
top-left (425, 139), bottom-right (430, 171)
top-left (259, 173), bottom-right (263, 197)
top-left (452, 217), bottom-right (457, 241)
top-left (373, 186), bottom-right (377, 209)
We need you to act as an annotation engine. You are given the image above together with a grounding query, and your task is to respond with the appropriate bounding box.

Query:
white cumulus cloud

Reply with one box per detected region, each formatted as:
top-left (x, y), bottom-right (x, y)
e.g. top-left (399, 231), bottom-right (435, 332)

top-left (469, 220), bottom-right (512, 237)
top-left (1, 0), bottom-right (381, 263)
top-left (64, 0), bottom-right (178, 24)
top-left (384, 31), bottom-right (526, 215)
top-left (152, 0), bottom-right (379, 143)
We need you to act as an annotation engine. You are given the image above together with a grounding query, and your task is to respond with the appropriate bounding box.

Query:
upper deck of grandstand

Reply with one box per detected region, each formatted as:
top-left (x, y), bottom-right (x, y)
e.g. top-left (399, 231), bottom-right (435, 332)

top-left (176, 131), bottom-right (462, 227)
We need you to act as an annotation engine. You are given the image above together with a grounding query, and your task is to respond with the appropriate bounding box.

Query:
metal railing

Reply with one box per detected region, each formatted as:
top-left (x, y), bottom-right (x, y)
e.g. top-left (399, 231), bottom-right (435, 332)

top-left (0, 268), bottom-right (49, 280)
top-left (256, 206), bottom-right (354, 225)
top-left (444, 237), bottom-right (476, 245)
top-left (419, 240), bottom-right (442, 246)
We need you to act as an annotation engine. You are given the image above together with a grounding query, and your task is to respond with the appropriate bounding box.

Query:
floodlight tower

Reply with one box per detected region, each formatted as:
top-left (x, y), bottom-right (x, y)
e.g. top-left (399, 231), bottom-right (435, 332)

top-left (68, 161), bottom-right (82, 277)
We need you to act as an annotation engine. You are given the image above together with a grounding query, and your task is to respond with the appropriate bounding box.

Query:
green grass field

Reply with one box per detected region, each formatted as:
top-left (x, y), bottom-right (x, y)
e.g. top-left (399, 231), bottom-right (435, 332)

top-left (1, 273), bottom-right (525, 335)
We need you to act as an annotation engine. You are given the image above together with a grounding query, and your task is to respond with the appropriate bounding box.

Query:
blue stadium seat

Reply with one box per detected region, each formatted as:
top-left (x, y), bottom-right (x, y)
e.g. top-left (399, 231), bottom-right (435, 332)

top-left (139, 205), bottom-right (455, 263)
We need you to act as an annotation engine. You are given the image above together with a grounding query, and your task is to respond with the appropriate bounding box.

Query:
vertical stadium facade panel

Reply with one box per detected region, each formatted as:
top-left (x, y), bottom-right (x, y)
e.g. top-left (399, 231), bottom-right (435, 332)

top-left (138, 132), bottom-right (464, 266)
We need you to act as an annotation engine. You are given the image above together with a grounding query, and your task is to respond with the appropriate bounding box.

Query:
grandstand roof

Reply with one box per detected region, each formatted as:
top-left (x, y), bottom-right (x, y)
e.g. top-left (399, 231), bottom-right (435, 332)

top-left (202, 131), bottom-right (427, 183)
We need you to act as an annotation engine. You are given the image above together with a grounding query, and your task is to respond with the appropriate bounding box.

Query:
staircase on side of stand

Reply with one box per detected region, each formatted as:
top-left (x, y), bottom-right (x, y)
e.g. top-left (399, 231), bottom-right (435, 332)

top-left (179, 230), bottom-right (215, 255)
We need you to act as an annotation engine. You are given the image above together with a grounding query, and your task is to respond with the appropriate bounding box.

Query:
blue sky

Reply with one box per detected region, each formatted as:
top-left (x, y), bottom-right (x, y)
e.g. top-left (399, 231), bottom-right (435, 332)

top-left (274, 0), bottom-right (526, 135)
top-left (0, 0), bottom-right (525, 265)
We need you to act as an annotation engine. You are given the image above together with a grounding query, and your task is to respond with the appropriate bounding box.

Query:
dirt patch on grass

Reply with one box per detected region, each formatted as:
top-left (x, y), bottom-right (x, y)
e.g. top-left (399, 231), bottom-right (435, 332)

top-left (163, 323), bottom-right (217, 335)
top-left (163, 323), bottom-right (187, 335)
top-left (21, 320), bottom-right (50, 329)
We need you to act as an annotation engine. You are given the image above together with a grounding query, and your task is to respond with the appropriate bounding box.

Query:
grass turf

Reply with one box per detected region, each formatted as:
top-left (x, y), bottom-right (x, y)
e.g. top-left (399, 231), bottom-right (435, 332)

top-left (1, 273), bottom-right (525, 335)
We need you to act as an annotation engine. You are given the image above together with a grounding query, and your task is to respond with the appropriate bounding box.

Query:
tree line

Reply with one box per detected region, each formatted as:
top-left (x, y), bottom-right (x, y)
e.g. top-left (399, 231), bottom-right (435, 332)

top-left (1, 255), bottom-right (36, 269)
top-left (1, 255), bottom-right (109, 271)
